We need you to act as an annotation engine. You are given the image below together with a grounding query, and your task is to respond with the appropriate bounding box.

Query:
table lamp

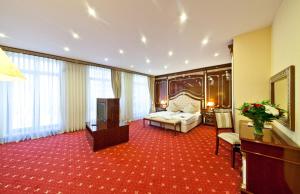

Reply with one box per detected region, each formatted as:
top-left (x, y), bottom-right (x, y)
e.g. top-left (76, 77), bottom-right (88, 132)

top-left (207, 101), bottom-right (215, 111)
top-left (0, 48), bottom-right (25, 81)
top-left (160, 100), bottom-right (167, 108)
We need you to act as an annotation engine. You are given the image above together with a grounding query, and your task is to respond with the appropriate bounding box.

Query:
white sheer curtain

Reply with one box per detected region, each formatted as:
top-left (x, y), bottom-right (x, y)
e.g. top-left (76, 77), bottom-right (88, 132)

top-left (132, 74), bottom-right (150, 119)
top-left (0, 52), bottom-right (64, 143)
top-left (120, 73), bottom-right (150, 122)
top-left (86, 66), bottom-right (114, 123)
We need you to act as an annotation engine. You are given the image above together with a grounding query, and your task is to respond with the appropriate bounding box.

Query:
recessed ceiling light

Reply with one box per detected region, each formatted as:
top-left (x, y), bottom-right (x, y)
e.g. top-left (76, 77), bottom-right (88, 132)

top-left (130, 65), bottom-right (134, 68)
top-left (214, 53), bottom-right (219, 57)
top-left (104, 58), bottom-right (109, 62)
top-left (164, 65), bottom-right (168, 69)
top-left (180, 12), bottom-right (188, 24)
top-left (87, 4), bottom-right (97, 18)
top-left (184, 60), bottom-right (189, 64)
top-left (71, 31), bottom-right (80, 39)
top-left (141, 35), bottom-right (147, 44)
top-left (0, 33), bottom-right (7, 38)
top-left (146, 58), bottom-right (151, 64)
top-left (64, 47), bottom-right (70, 52)
top-left (119, 49), bottom-right (124, 54)
top-left (168, 51), bottom-right (173, 57)
top-left (201, 38), bottom-right (209, 45)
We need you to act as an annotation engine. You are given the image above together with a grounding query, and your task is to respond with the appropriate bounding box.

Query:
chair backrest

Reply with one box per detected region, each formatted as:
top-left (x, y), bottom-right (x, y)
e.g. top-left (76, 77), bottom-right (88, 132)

top-left (214, 111), bottom-right (234, 129)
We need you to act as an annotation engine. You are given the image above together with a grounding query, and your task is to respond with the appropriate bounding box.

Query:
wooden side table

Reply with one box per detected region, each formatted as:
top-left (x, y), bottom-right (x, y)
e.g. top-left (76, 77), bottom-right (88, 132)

top-left (202, 110), bottom-right (215, 126)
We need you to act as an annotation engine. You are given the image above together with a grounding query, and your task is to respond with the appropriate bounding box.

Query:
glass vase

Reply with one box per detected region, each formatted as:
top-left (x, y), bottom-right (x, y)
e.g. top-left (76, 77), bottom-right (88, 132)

top-left (252, 119), bottom-right (264, 137)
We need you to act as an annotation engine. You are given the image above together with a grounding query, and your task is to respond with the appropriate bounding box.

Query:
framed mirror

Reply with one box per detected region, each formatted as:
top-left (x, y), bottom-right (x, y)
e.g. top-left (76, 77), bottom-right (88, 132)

top-left (270, 65), bottom-right (295, 131)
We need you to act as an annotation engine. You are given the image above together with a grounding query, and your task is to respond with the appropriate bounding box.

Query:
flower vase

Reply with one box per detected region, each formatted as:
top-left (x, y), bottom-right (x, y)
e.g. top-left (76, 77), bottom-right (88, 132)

top-left (252, 120), bottom-right (264, 139)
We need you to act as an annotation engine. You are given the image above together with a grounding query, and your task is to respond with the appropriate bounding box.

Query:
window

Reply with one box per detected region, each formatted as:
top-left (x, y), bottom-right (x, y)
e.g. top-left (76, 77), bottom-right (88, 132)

top-left (0, 52), bottom-right (64, 143)
top-left (132, 74), bottom-right (150, 119)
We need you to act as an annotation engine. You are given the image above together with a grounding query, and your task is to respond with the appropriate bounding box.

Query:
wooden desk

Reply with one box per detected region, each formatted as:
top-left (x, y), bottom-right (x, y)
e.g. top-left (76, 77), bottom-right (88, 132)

top-left (239, 120), bottom-right (300, 194)
top-left (85, 122), bottom-right (129, 151)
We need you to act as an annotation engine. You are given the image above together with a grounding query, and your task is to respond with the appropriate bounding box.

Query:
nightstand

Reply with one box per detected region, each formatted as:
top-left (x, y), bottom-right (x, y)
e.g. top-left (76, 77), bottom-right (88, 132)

top-left (156, 107), bottom-right (166, 112)
top-left (202, 110), bottom-right (215, 126)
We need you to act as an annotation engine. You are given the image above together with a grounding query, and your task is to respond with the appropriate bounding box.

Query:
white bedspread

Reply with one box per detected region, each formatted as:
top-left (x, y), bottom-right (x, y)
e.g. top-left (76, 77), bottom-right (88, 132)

top-left (148, 111), bottom-right (200, 122)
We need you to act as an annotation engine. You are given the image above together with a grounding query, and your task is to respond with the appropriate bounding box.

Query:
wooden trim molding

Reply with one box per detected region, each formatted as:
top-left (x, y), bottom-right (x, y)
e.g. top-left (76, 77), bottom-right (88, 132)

top-left (155, 63), bottom-right (231, 78)
top-left (0, 44), bottom-right (153, 77)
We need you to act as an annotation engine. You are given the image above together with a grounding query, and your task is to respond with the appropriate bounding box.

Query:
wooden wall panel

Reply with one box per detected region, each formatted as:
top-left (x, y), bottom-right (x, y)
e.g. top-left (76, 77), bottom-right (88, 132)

top-left (207, 69), bottom-right (232, 108)
top-left (154, 64), bottom-right (232, 109)
top-left (168, 74), bottom-right (205, 99)
top-left (155, 79), bottom-right (168, 107)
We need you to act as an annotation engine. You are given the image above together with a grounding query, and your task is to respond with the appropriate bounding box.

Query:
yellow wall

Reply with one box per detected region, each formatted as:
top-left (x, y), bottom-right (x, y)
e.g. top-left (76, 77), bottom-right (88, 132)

top-left (233, 27), bottom-right (271, 131)
top-left (272, 0), bottom-right (300, 144)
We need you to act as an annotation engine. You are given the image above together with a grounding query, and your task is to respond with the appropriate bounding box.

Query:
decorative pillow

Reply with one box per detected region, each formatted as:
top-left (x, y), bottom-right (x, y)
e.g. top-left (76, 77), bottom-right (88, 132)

top-left (166, 103), bottom-right (179, 112)
top-left (182, 103), bottom-right (197, 113)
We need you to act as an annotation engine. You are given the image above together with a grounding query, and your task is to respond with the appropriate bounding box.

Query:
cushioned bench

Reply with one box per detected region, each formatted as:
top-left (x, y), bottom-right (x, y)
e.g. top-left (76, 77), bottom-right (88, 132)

top-left (143, 116), bottom-right (181, 132)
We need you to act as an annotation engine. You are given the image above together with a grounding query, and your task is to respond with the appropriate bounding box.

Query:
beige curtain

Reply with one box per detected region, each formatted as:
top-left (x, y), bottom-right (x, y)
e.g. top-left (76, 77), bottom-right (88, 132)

top-left (148, 76), bottom-right (155, 112)
top-left (64, 62), bottom-right (87, 132)
top-left (120, 72), bottom-right (133, 123)
top-left (111, 69), bottom-right (122, 98)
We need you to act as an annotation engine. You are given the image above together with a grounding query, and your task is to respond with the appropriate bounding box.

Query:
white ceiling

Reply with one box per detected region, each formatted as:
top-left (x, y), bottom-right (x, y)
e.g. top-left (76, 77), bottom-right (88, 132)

top-left (0, 0), bottom-right (282, 75)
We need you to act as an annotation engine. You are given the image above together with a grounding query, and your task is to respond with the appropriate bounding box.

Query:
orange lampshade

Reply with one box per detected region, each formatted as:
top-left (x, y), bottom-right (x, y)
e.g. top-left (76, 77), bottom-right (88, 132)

top-left (207, 101), bottom-right (215, 107)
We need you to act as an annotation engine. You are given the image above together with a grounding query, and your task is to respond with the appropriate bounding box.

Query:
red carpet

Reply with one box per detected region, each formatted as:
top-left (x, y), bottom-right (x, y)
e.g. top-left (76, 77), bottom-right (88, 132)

top-left (0, 120), bottom-right (241, 194)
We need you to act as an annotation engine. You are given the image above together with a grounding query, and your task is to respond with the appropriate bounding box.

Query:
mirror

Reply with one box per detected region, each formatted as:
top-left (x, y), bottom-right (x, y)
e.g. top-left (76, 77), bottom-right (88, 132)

top-left (270, 65), bottom-right (295, 131)
top-left (274, 78), bottom-right (288, 121)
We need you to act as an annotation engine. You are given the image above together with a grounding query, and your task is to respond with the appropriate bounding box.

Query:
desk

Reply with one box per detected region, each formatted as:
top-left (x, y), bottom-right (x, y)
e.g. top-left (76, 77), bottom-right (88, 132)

top-left (85, 122), bottom-right (129, 151)
top-left (239, 120), bottom-right (300, 194)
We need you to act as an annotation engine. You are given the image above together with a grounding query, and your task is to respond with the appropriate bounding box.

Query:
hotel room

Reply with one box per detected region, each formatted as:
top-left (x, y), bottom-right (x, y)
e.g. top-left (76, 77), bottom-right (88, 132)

top-left (0, 0), bottom-right (299, 193)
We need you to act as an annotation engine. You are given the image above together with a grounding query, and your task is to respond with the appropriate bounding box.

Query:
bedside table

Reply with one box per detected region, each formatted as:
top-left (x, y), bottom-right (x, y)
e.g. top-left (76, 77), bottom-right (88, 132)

top-left (202, 110), bottom-right (215, 126)
top-left (156, 107), bottom-right (166, 112)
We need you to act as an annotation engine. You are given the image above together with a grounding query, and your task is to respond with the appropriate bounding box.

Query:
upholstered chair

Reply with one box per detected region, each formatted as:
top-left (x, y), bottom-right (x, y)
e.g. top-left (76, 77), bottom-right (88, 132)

top-left (214, 110), bottom-right (241, 168)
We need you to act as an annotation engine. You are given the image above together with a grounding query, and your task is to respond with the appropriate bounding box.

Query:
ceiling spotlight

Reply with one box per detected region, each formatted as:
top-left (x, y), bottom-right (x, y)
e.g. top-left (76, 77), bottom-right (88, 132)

top-left (164, 65), bottom-right (168, 69)
top-left (141, 35), bottom-right (147, 44)
top-left (130, 65), bottom-right (134, 68)
top-left (180, 12), bottom-right (188, 24)
top-left (0, 33), bottom-right (7, 38)
top-left (168, 51), bottom-right (173, 57)
top-left (201, 38), bottom-right (209, 45)
top-left (64, 47), bottom-right (70, 52)
top-left (184, 60), bottom-right (189, 64)
top-left (87, 5), bottom-right (97, 18)
top-left (119, 49), bottom-right (124, 54)
top-left (104, 58), bottom-right (109, 62)
top-left (71, 31), bottom-right (80, 39)
top-left (214, 53), bottom-right (219, 57)
top-left (146, 58), bottom-right (151, 64)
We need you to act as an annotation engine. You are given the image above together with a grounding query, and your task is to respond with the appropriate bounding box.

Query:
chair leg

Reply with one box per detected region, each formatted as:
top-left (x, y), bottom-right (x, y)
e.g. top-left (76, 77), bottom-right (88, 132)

top-left (215, 137), bottom-right (219, 155)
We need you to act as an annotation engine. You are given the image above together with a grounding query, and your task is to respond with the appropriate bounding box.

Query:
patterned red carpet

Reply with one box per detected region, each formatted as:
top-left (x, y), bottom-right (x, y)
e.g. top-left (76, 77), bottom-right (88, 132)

top-left (0, 120), bottom-right (241, 194)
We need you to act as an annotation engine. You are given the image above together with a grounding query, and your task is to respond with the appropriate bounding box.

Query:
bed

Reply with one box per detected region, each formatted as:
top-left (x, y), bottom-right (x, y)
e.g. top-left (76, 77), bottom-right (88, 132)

top-left (144, 92), bottom-right (204, 133)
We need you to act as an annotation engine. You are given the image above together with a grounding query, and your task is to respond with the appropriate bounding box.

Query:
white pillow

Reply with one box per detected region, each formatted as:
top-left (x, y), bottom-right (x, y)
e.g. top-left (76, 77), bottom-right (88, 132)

top-left (182, 103), bottom-right (197, 113)
top-left (166, 103), bottom-right (179, 112)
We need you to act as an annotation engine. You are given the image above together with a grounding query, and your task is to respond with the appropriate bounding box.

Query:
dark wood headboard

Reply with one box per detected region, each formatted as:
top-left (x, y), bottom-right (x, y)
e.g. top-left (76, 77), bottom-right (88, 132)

top-left (168, 73), bottom-right (205, 99)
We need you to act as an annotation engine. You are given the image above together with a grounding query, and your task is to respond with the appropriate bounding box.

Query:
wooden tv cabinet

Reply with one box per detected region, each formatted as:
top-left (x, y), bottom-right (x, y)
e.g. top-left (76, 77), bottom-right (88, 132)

top-left (85, 122), bottom-right (129, 151)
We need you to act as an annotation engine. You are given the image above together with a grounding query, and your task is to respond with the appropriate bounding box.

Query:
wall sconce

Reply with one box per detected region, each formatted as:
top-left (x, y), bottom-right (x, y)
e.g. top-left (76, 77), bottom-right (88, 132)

top-left (225, 71), bottom-right (231, 80)
top-left (208, 76), bottom-right (214, 86)
top-left (207, 101), bottom-right (215, 111)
